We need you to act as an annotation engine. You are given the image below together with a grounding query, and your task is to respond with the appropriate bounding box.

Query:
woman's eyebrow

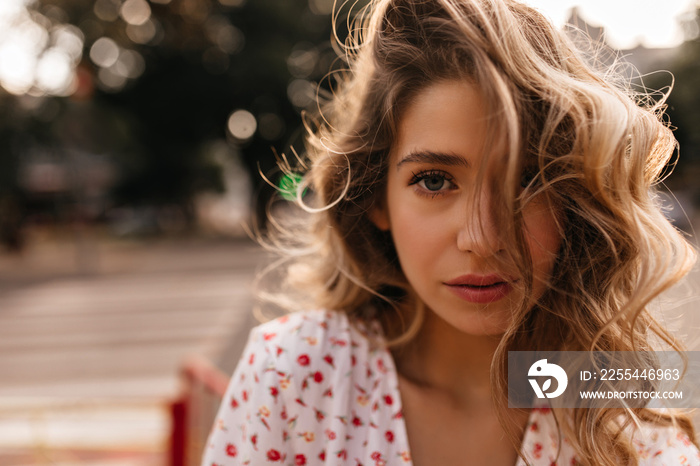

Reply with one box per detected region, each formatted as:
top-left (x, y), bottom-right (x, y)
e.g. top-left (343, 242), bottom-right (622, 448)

top-left (396, 150), bottom-right (471, 169)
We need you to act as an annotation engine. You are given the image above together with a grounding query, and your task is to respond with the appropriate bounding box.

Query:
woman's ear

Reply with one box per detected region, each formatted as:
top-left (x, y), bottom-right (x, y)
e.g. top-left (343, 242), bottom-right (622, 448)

top-left (369, 205), bottom-right (390, 231)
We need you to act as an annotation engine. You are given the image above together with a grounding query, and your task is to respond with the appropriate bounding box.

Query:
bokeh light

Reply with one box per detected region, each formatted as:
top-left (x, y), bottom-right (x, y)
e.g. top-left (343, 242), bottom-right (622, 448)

top-left (35, 49), bottom-right (74, 95)
top-left (308, 0), bottom-right (334, 16)
top-left (90, 37), bottom-right (119, 68)
top-left (52, 25), bottom-right (84, 62)
top-left (287, 79), bottom-right (316, 109)
top-left (113, 49), bottom-right (146, 79)
top-left (126, 19), bottom-right (160, 44)
top-left (227, 110), bottom-right (257, 141)
top-left (0, 42), bottom-right (37, 95)
top-left (120, 0), bottom-right (152, 26)
top-left (287, 43), bottom-right (318, 78)
top-left (205, 16), bottom-right (245, 54)
top-left (93, 0), bottom-right (121, 22)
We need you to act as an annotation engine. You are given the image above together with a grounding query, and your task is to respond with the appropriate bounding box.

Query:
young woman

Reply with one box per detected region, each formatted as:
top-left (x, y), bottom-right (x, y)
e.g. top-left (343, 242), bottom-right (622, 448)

top-left (202, 0), bottom-right (700, 464)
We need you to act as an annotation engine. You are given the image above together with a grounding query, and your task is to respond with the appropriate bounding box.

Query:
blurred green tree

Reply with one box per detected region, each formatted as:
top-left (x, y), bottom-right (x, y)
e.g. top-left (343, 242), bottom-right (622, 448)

top-left (0, 0), bottom-right (355, 237)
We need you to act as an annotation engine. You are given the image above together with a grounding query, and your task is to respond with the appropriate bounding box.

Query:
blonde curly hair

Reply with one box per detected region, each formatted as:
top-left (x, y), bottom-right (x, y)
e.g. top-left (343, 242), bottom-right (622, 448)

top-left (258, 0), bottom-right (698, 463)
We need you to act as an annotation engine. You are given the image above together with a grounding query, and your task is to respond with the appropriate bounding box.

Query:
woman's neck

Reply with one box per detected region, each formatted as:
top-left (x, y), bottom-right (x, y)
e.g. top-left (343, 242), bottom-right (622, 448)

top-left (392, 308), bottom-right (502, 407)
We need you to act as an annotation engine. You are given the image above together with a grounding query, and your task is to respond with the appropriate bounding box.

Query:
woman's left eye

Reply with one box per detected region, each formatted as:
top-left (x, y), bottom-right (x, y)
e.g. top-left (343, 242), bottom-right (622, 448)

top-left (410, 171), bottom-right (455, 193)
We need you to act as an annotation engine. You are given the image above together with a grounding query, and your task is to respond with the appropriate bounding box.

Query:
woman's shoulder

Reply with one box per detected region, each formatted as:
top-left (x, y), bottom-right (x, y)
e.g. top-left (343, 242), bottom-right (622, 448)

top-left (519, 407), bottom-right (700, 465)
top-left (243, 309), bottom-right (387, 375)
top-left (632, 421), bottom-right (700, 465)
top-left (248, 309), bottom-right (378, 350)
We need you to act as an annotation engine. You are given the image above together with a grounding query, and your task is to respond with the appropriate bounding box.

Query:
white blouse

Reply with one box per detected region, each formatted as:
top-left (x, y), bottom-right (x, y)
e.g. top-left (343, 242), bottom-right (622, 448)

top-left (202, 309), bottom-right (700, 465)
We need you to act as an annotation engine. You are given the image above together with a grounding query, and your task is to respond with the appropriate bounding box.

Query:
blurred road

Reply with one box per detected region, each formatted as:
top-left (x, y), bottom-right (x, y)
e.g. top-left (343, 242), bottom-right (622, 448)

top-left (0, 235), bottom-right (264, 397)
top-left (0, 234), bottom-right (266, 464)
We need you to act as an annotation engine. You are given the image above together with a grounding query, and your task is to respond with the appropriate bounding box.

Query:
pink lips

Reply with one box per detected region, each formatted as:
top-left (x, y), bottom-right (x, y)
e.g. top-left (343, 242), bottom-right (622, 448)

top-left (443, 274), bottom-right (513, 304)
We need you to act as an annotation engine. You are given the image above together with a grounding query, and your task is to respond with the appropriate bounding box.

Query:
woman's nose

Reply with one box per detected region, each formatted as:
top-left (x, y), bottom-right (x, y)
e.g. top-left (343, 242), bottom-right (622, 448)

top-left (456, 194), bottom-right (504, 257)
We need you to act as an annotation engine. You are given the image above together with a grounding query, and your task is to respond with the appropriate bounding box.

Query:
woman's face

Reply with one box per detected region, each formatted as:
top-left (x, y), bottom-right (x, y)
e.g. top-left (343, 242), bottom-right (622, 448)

top-left (372, 80), bottom-right (561, 336)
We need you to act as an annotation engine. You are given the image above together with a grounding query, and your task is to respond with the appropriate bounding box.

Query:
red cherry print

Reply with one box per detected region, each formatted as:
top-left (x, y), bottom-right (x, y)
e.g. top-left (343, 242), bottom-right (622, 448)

top-left (248, 354), bottom-right (255, 365)
top-left (337, 449), bottom-right (348, 460)
top-left (267, 449), bottom-right (282, 461)
top-left (297, 354), bottom-right (310, 366)
top-left (251, 434), bottom-right (257, 449)
top-left (242, 390), bottom-right (248, 402)
top-left (230, 397), bottom-right (239, 409)
top-left (352, 415), bottom-right (363, 427)
top-left (225, 443), bottom-right (237, 457)
top-left (323, 354), bottom-right (335, 367)
top-left (384, 394), bottom-right (393, 405)
top-left (385, 430), bottom-right (394, 443)
top-left (263, 332), bottom-right (276, 341)
top-left (313, 371), bottom-right (324, 383)
top-left (319, 451), bottom-right (326, 461)
top-left (533, 443), bottom-right (543, 459)
top-left (295, 454), bottom-right (307, 465)
top-left (371, 452), bottom-right (382, 460)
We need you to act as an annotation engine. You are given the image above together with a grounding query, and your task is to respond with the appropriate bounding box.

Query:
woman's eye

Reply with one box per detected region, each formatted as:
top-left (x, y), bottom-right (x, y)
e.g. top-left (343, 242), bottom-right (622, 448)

top-left (421, 174), bottom-right (448, 191)
top-left (410, 171), bottom-right (455, 193)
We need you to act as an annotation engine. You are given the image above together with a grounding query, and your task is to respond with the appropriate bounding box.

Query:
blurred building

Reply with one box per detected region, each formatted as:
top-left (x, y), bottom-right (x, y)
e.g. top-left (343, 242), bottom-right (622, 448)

top-left (566, 7), bottom-right (679, 75)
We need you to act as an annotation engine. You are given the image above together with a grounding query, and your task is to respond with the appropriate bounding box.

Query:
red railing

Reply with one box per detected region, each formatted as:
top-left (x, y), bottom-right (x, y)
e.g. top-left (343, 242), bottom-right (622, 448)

top-left (170, 355), bottom-right (229, 466)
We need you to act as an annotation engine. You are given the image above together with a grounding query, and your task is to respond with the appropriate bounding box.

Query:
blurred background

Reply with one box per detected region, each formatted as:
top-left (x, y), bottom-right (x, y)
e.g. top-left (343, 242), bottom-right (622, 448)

top-left (0, 0), bottom-right (699, 465)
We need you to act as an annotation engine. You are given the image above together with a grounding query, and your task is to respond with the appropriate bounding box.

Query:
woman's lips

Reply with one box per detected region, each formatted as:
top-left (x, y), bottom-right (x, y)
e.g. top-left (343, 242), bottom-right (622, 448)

top-left (444, 274), bottom-right (513, 303)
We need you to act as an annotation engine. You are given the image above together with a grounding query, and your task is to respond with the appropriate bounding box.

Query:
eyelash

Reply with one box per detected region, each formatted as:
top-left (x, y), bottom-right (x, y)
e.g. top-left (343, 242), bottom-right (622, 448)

top-left (408, 170), bottom-right (456, 197)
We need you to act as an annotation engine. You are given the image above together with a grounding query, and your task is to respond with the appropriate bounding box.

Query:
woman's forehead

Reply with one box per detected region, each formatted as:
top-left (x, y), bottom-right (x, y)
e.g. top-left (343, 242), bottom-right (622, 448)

top-left (391, 80), bottom-right (512, 168)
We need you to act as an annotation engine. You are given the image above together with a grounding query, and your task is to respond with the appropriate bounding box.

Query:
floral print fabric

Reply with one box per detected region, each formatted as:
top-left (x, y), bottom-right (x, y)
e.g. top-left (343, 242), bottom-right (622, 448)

top-left (202, 310), bottom-right (700, 465)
